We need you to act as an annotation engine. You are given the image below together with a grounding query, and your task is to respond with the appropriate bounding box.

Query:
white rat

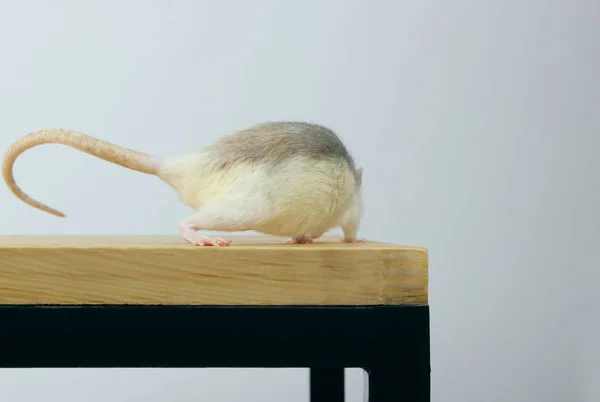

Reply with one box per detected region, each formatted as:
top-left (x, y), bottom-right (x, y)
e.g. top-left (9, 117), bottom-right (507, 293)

top-left (2, 121), bottom-right (364, 246)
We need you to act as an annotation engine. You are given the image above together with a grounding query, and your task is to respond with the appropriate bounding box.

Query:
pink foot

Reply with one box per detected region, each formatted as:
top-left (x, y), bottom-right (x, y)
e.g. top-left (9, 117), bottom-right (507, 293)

top-left (286, 236), bottom-right (314, 244)
top-left (198, 236), bottom-right (231, 246)
top-left (340, 238), bottom-right (367, 243)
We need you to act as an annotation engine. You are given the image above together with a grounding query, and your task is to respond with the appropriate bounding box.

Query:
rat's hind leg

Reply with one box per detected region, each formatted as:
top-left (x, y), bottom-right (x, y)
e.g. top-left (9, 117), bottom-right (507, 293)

top-left (340, 222), bottom-right (366, 243)
top-left (340, 196), bottom-right (365, 243)
top-left (179, 204), bottom-right (257, 246)
top-left (179, 217), bottom-right (230, 246)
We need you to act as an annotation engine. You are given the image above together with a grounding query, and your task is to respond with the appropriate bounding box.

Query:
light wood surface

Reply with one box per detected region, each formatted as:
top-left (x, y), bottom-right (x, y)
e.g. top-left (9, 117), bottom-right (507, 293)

top-left (0, 235), bottom-right (428, 306)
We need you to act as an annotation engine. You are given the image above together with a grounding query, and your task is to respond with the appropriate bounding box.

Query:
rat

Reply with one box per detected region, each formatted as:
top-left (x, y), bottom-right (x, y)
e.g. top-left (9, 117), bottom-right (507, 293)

top-left (2, 121), bottom-right (364, 246)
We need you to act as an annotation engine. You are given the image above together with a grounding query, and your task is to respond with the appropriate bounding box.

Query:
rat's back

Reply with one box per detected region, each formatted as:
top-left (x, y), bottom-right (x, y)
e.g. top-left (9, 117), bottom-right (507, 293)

top-left (205, 121), bottom-right (359, 181)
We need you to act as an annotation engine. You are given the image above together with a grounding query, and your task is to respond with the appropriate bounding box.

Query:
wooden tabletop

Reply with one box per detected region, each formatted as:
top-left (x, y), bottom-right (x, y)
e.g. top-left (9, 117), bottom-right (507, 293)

top-left (0, 235), bottom-right (428, 306)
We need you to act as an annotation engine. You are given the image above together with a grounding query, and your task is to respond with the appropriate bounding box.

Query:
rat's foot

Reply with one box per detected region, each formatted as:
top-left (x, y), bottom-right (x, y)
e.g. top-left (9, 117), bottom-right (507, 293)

top-left (340, 238), bottom-right (367, 243)
top-left (199, 236), bottom-right (231, 247)
top-left (286, 236), bottom-right (313, 244)
top-left (183, 234), bottom-right (231, 247)
top-left (178, 203), bottom-right (267, 247)
top-left (179, 220), bottom-right (231, 247)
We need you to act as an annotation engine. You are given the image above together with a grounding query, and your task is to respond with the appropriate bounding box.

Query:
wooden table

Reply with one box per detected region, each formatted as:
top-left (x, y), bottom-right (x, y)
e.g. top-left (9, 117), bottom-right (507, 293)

top-left (0, 235), bottom-right (430, 401)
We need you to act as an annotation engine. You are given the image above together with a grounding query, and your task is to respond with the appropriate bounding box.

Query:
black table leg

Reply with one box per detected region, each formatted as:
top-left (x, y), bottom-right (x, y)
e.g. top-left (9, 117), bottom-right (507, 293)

top-left (364, 366), bottom-right (430, 402)
top-left (310, 368), bottom-right (344, 402)
top-left (0, 305), bottom-right (429, 401)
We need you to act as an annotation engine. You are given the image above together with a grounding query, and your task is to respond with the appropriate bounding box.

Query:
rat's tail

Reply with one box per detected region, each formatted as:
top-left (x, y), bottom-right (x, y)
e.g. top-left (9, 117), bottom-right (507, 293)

top-left (2, 128), bottom-right (162, 217)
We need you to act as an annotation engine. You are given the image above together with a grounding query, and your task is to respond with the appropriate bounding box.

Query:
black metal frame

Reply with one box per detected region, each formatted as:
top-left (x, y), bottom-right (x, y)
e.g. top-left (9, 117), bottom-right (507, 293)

top-left (0, 305), bottom-right (430, 401)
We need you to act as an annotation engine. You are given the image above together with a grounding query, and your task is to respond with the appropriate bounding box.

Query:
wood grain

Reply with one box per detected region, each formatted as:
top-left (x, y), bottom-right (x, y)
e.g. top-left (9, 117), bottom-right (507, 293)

top-left (0, 235), bottom-right (428, 305)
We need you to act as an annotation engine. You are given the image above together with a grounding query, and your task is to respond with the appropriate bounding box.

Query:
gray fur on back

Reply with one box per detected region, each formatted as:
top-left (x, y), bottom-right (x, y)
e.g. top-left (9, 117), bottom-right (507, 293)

top-left (206, 121), bottom-right (358, 176)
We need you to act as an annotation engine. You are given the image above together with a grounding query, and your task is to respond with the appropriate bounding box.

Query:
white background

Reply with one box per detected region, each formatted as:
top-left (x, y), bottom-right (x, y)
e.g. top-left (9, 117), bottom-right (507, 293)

top-left (0, 1), bottom-right (598, 401)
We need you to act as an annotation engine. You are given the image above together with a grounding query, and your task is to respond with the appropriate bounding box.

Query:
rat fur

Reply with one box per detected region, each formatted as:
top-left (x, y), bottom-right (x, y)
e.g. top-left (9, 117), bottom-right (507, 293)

top-left (3, 121), bottom-right (364, 246)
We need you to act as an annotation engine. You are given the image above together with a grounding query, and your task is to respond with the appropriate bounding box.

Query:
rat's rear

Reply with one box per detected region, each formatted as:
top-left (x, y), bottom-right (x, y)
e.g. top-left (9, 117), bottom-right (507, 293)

top-left (160, 121), bottom-right (363, 242)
